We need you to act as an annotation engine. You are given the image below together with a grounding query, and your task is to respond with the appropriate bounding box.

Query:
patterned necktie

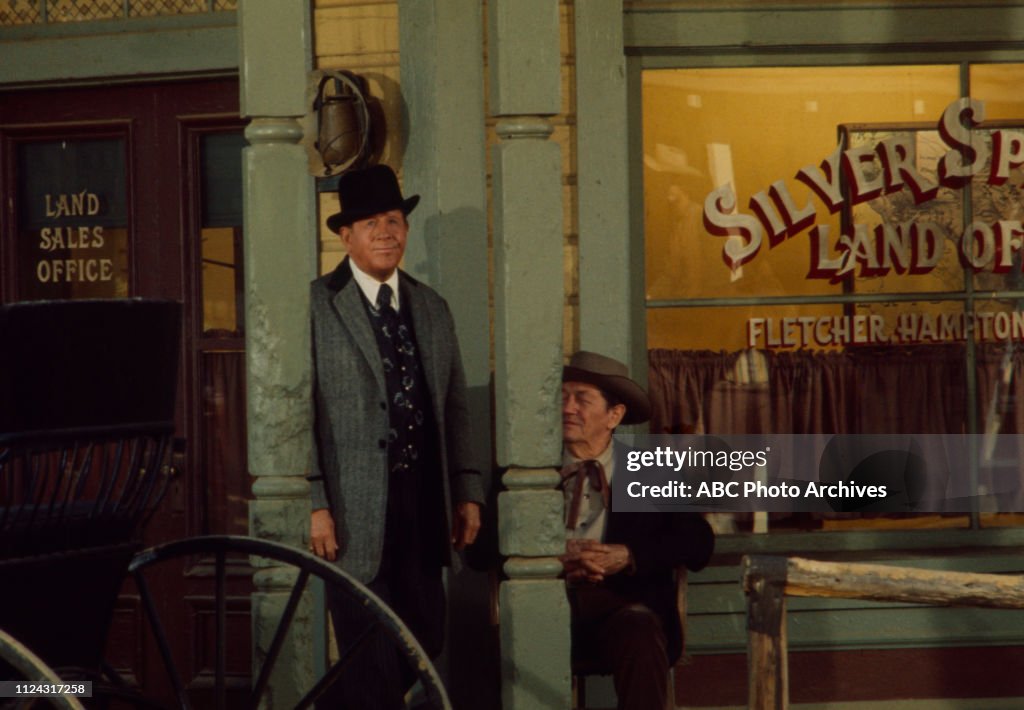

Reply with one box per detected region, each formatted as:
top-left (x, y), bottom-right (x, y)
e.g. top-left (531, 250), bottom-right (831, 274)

top-left (559, 459), bottom-right (610, 531)
top-left (371, 282), bottom-right (425, 473)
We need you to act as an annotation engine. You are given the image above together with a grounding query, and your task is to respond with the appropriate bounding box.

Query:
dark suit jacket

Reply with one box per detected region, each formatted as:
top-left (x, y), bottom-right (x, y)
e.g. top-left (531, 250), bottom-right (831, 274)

top-left (308, 257), bottom-right (484, 583)
top-left (587, 439), bottom-right (715, 665)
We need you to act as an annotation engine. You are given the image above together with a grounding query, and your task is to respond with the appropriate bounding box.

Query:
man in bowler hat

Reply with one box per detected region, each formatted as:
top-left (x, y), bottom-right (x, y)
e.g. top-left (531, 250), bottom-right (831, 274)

top-left (307, 163), bottom-right (484, 708)
top-left (560, 351), bottom-right (714, 709)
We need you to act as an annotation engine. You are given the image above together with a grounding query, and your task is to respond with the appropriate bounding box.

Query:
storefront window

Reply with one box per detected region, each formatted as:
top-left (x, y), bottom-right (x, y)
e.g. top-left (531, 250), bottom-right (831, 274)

top-left (15, 137), bottom-right (129, 301)
top-left (643, 64), bottom-right (1024, 532)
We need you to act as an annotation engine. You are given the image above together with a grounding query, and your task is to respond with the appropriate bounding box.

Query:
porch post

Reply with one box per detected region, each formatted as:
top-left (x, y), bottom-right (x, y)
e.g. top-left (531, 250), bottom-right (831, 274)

top-left (575, 0), bottom-right (638, 369)
top-left (397, 2), bottom-right (495, 706)
top-left (238, 2), bottom-right (317, 707)
top-left (488, 1), bottom-right (572, 708)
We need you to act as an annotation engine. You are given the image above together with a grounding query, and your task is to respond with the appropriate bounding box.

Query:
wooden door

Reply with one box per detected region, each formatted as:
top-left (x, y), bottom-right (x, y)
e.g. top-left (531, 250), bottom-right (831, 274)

top-left (0, 78), bottom-right (253, 704)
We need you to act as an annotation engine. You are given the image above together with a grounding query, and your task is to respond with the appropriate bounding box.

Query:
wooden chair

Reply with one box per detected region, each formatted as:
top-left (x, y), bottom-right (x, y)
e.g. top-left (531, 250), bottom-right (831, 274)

top-left (572, 566), bottom-right (689, 710)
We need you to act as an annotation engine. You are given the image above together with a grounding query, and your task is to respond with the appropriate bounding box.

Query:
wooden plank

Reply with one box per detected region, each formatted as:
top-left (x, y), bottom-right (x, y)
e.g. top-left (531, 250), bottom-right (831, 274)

top-left (739, 553), bottom-right (1024, 709)
top-left (0, 23), bottom-right (237, 85)
top-left (694, 554), bottom-right (1024, 587)
top-left (314, 4), bottom-right (397, 58)
top-left (748, 618), bottom-right (787, 710)
top-left (624, 4), bottom-right (1024, 53)
top-left (746, 557), bottom-right (788, 710)
top-left (785, 606), bottom-right (1024, 650)
top-left (782, 556), bottom-right (1024, 610)
top-left (688, 602), bottom-right (1024, 655)
top-left (713, 527), bottom-right (1024, 557)
top-left (686, 556), bottom-right (1024, 655)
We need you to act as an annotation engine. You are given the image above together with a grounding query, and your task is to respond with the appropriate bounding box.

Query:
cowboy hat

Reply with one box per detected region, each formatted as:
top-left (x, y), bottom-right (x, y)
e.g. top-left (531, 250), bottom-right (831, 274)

top-left (562, 351), bottom-right (651, 425)
top-left (325, 164), bottom-right (420, 233)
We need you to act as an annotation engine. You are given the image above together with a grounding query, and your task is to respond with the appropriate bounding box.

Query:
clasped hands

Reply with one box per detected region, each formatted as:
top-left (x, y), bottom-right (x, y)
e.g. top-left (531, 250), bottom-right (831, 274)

top-left (560, 539), bottom-right (633, 584)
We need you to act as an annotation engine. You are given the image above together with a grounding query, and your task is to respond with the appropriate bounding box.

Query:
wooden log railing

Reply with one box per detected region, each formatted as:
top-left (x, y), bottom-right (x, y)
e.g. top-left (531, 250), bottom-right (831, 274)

top-left (741, 555), bottom-right (1024, 710)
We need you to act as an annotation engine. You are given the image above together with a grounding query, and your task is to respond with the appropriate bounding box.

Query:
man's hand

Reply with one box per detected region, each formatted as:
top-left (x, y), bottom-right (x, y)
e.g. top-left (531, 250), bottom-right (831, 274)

top-left (560, 540), bottom-right (633, 583)
top-left (310, 508), bottom-right (339, 561)
top-left (451, 501), bottom-right (482, 550)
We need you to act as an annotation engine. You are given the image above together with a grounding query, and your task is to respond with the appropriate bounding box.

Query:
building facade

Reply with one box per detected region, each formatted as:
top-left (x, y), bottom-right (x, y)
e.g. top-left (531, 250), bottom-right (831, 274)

top-left (3, 1), bottom-right (1024, 707)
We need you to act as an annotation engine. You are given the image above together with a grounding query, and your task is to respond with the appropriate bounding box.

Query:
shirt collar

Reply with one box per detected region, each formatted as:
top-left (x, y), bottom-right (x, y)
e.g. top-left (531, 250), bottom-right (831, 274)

top-left (563, 439), bottom-right (615, 477)
top-left (349, 259), bottom-right (401, 311)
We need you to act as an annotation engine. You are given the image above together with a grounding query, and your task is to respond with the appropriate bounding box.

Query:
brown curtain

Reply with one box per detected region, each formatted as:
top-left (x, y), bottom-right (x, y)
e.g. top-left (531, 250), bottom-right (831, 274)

top-left (650, 344), bottom-right (1024, 523)
top-left (649, 345), bottom-right (974, 436)
top-left (975, 344), bottom-right (1024, 436)
top-left (975, 345), bottom-right (1024, 509)
top-left (649, 351), bottom-right (739, 434)
top-left (201, 350), bottom-right (249, 534)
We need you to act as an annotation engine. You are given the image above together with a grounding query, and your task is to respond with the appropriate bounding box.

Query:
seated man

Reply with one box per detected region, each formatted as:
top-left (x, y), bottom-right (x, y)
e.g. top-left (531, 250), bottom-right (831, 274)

top-left (559, 351), bottom-right (715, 710)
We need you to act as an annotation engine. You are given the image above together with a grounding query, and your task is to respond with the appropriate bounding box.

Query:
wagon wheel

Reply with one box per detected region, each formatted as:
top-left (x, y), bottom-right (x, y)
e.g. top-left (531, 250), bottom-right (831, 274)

top-left (127, 535), bottom-right (451, 710)
top-left (0, 627), bottom-right (85, 710)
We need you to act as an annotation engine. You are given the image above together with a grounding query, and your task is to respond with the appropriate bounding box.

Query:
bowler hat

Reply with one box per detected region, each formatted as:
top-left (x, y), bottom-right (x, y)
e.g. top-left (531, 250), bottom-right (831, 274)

top-left (326, 164), bottom-right (420, 233)
top-left (563, 351), bottom-right (651, 425)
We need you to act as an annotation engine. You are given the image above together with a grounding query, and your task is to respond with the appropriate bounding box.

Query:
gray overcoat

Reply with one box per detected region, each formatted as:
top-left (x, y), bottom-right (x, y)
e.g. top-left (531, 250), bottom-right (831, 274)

top-left (308, 257), bottom-right (484, 582)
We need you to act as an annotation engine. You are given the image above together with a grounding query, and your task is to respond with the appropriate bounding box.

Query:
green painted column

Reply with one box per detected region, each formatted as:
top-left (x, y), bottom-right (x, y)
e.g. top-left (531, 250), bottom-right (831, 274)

top-left (397, 2), bottom-right (496, 706)
top-left (575, 0), bottom-right (641, 371)
top-left (488, 1), bottom-right (571, 708)
top-left (238, 2), bottom-right (316, 707)
top-left (398, 0), bottom-right (490, 500)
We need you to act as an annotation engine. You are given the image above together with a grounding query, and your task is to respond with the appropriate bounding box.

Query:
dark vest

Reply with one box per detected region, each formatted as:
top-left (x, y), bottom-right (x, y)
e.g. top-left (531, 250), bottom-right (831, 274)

top-left (363, 288), bottom-right (444, 570)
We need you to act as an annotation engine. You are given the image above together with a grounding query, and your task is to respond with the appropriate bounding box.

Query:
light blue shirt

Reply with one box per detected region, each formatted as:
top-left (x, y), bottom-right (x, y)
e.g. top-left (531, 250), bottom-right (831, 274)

top-left (562, 440), bottom-right (615, 542)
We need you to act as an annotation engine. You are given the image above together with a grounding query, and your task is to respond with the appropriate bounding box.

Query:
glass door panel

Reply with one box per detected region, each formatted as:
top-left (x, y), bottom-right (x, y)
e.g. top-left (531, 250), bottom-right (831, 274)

top-left (14, 135), bottom-right (129, 300)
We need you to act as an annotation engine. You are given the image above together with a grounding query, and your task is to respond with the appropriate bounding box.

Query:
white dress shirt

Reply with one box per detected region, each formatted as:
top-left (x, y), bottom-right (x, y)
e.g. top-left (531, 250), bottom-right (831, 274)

top-left (349, 259), bottom-right (401, 312)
